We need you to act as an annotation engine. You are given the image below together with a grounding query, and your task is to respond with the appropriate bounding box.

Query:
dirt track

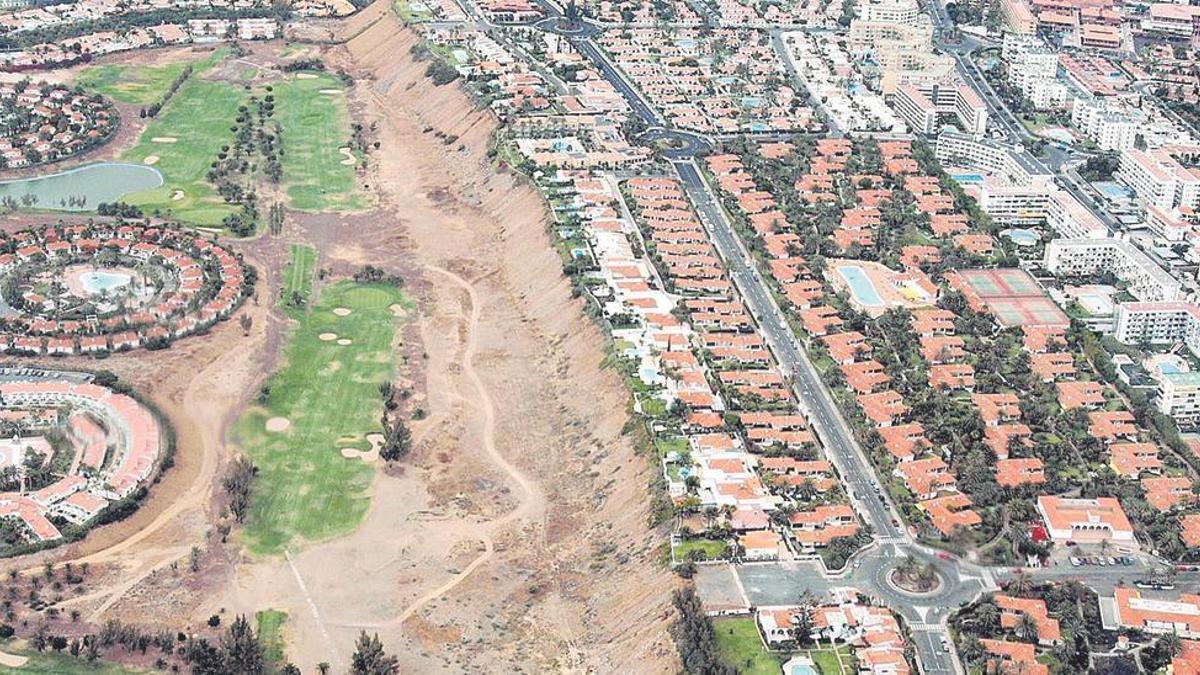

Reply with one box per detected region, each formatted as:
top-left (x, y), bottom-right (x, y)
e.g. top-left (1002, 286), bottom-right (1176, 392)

top-left (220, 7), bottom-right (678, 671)
top-left (0, 5), bottom-right (678, 672)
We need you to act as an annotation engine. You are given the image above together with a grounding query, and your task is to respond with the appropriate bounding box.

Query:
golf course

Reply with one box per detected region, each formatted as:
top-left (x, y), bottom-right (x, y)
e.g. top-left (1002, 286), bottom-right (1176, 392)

top-left (80, 51), bottom-right (365, 227)
top-left (232, 246), bottom-right (411, 555)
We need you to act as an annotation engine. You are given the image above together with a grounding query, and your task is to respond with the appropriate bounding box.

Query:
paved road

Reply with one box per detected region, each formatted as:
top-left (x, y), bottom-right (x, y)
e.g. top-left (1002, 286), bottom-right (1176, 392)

top-left (675, 159), bottom-right (905, 541)
top-left (675, 156), bottom-right (1002, 673)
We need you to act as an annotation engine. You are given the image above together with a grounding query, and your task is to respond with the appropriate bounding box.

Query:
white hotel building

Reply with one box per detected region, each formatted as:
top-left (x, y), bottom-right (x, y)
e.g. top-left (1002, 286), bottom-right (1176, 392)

top-left (1043, 238), bottom-right (1183, 302)
top-left (936, 133), bottom-right (1107, 236)
top-left (891, 76), bottom-right (988, 138)
top-left (1112, 302), bottom-right (1200, 427)
top-left (1119, 146), bottom-right (1200, 211)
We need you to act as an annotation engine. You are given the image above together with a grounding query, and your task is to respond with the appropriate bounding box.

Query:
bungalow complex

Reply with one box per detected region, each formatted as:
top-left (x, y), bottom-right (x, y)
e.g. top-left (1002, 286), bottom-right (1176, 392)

top-left (1108, 588), bottom-right (1200, 638)
top-left (757, 590), bottom-right (912, 675)
top-left (0, 375), bottom-right (163, 546)
top-left (700, 139), bottom-right (1011, 539)
top-left (597, 27), bottom-right (817, 134)
top-left (527, 164), bottom-right (861, 566)
top-left (620, 175), bottom-right (864, 559)
top-left (0, 223), bottom-right (251, 354)
top-left (0, 81), bottom-right (115, 168)
top-left (0, 12), bottom-right (292, 70)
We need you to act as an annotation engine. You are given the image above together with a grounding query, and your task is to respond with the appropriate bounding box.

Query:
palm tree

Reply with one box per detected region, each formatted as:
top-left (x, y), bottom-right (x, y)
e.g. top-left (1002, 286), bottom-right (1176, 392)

top-left (1007, 570), bottom-right (1033, 596)
top-left (1016, 612), bottom-right (1039, 643)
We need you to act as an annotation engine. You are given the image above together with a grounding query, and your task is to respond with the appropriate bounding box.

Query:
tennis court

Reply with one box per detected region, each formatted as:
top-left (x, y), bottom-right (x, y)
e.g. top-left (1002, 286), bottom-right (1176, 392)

top-left (955, 268), bottom-right (1068, 328)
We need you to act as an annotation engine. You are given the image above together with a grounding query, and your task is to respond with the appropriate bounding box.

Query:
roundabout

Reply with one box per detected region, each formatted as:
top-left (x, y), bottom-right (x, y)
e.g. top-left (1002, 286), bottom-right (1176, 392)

top-left (0, 222), bottom-right (253, 355)
top-left (886, 557), bottom-right (946, 596)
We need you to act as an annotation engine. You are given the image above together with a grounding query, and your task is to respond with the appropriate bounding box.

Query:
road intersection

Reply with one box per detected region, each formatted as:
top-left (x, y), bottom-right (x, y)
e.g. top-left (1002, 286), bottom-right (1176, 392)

top-left (512, 6), bottom-right (1194, 673)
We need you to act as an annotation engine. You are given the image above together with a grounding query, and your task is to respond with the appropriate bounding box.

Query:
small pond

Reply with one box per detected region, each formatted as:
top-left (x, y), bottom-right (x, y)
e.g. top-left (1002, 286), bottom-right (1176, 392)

top-left (0, 162), bottom-right (163, 211)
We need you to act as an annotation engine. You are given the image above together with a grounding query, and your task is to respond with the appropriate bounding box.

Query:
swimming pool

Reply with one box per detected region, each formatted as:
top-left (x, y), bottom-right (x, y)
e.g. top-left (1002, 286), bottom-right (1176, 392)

top-left (80, 270), bottom-right (132, 294)
top-left (950, 172), bottom-right (984, 186)
top-left (838, 265), bottom-right (885, 307)
top-left (1002, 228), bottom-right (1042, 246)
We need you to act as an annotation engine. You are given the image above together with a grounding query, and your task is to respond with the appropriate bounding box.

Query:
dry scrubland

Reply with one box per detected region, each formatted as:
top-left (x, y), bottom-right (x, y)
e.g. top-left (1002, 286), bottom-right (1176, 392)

top-left (224, 5), bottom-right (678, 671)
top-left (0, 4), bottom-right (677, 672)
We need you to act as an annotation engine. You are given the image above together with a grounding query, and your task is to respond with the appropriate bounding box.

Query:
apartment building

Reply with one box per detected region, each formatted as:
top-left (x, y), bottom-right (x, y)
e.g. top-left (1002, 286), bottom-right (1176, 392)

top-left (1071, 97), bottom-right (1142, 151)
top-left (859, 0), bottom-right (924, 24)
top-left (1156, 370), bottom-right (1200, 428)
top-left (1000, 0), bottom-right (1037, 33)
top-left (1114, 302), bottom-right (1200, 346)
top-left (1119, 146), bottom-right (1200, 211)
top-left (1043, 238), bottom-right (1183, 302)
top-left (1003, 34), bottom-right (1067, 110)
top-left (935, 131), bottom-right (1043, 183)
top-left (1044, 189), bottom-right (1110, 238)
top-left (891, 76), bottom-right (988, 137)
top-left (1141, 3), bottom-right (1200, 41)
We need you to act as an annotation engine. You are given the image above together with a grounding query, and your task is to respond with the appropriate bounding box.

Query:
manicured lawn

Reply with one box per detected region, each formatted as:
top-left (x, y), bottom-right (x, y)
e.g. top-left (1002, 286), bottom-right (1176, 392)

top-left (233, 281), bottom-right (412, 555)
top-left (273, 72), bottom-right (365, 212)
top-left (76, 49), bottom-right (226, 105)
top-left (283, 244), bottom-right (317, 307)
top-left (808, 645), bottom-right (855, 674)
top-left (393, 0), bottom-right (434, 22)
top-left (0, 640), bottom-right (149, 673)
top-left (119, 76), bottom-right (247, 226)
top-left (675, 538), bottom-right (729, 561)
top-left (255, 609), bottom-right (288, 668)
top-left (656, 436), bottom-right (688, 456)
top-left (713, 618), bottom-right (783, 675)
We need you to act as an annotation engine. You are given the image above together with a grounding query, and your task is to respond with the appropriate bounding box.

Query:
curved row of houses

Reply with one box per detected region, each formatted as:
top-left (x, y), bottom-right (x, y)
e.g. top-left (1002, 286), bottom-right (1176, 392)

top-left (0, 81), bottom-right (116, 169)
top-left (0, 223), bottom-right (251, 355)
top-left (0, 377), bottom-right (162, 544)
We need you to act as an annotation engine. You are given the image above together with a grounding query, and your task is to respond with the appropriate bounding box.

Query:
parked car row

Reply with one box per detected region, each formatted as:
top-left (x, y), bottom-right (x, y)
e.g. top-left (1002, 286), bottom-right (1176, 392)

top-left (1070, 556), bottom-right (1134, 567)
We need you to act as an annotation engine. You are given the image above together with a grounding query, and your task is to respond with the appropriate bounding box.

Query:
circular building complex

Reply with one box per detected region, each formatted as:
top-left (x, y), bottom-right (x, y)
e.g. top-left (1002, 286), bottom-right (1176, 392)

top-left (0, 370), bottom-right (166, 552)
top-left (0, 223), bottom-right (253, 355)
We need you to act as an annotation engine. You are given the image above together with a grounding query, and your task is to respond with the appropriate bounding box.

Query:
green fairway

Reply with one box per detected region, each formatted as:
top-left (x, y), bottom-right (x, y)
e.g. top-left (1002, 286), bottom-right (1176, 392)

top-left (714, 618), bottom-right (782, 675)
top-left (0, 640), bottom-right (149, 673)
top-left (76, 50), bottom-right (226, 105)
top-left (283, 244), bottom-right (317, 306)
top-left (273, 72), bottom-right (365, 212)
top-left (119, 77), bottom-right (247, 226)
top-left (234, 281), bottom-right (411, 555)
top-left (256, 609), bottom-right (288, 669)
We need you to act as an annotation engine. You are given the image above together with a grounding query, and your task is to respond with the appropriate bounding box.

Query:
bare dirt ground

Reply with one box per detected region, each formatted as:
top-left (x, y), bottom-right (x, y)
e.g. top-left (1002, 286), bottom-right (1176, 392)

top-left (0, 4), bottom-right (677, 672)
top-left (221, 6), bottom-right (678, 672)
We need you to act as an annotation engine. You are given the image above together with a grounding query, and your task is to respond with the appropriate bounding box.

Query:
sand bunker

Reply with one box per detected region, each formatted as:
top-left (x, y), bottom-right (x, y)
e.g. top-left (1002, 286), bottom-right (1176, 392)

top-left (341, 432), bottom-right (385, 462)
top-left (171, 189), bottom-right (185, 201)
top-left (337, 338), bottom-right (353, 346)
top-left (265, 417), bottom-right (291, 432)
top-left (333, 307), bottom-right (352, 316)
top-left (339, 147), bottom-right (355, 166)
top-left (389, 303), bottom-right (407, 317)
top-left (319, 88), bottom-right (340, 95)
top-left (296, 73), bottom-right (319, 79)
top-left (143, 155), bottom-right (160, 165)
top-left (318, 333), bottom-right (338, 341)
top-left (151, 136), bottom-right (178, 143)
top-left (0, 651), bottom-right (28, 667)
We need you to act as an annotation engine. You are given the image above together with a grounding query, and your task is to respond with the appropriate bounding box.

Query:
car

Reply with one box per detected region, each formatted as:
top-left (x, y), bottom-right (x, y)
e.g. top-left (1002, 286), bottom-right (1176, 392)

top-left (938, 552), bottom-right (952, 561)
top-left (1098, 558), bottom-right (1108, 566)
top-left (1107, 557), bottom-right (1117, 566)
top-left (878, 494), bottom-right (886, 503)
top-left (1121, 557), bottom-right (1134, 566)
top-left (1070, 557), bottom-right (1081, 567)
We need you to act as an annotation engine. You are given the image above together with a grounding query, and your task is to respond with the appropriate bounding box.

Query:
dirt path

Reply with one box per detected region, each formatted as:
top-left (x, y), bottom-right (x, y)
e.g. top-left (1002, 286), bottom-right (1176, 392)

top-left (332, 265), bottom-right (545, 631)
